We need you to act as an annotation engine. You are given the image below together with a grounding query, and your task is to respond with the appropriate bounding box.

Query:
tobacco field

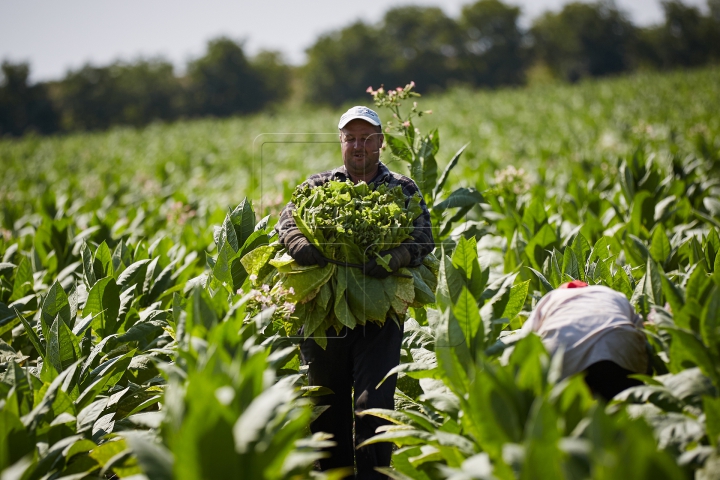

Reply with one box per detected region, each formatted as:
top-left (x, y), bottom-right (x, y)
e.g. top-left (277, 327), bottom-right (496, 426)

top-left (1, 66), bottom-right (720, 479)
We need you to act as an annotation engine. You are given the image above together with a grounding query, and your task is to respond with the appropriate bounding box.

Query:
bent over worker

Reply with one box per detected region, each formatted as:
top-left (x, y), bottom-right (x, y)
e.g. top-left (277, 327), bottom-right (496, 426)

top-left (275, 106), bottom-right (435, 479)
top-left (521, 281), bottom-right (649, 401)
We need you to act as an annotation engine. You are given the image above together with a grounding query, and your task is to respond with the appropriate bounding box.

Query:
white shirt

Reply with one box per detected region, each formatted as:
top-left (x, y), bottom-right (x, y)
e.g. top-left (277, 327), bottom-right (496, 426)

top-left (521, 285), bottom-right (648, 379)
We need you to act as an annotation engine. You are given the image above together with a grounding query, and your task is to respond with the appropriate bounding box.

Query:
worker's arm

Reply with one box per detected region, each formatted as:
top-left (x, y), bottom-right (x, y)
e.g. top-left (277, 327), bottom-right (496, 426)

top-left (276, 172), bottom-right (335, 266)
top-left (275, 171), bottom-right (334, 248)
top-left (404, 194), bottom-right (434, 267)
top-left (396, 178), bottom-right (434, 267)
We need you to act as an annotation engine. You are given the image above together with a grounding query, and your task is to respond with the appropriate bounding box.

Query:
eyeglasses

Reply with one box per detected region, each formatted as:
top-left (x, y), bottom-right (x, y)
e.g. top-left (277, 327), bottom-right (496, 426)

top-left (340, 134), bottom-right (381, 145)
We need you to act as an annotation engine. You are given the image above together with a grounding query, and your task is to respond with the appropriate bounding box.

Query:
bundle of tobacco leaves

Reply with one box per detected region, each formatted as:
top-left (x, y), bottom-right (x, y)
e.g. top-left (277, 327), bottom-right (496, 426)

top-left (241, 180), bottom-right (438, 348)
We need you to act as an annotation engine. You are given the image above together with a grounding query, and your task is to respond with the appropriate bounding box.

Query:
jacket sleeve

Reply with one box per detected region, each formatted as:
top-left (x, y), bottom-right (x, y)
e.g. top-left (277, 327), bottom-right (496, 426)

top-left (403, 194), bottom-right (434, 267)
top-left (396, 177), bottom-right (434, 267)
top-left (275, 200), bottom-right (299, 248)
top-left (275, 171), bottom-right (332, 248)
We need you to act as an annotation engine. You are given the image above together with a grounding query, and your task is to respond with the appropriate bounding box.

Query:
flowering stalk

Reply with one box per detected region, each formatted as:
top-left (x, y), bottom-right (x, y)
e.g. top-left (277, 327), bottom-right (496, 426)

top-left (366, 82), bottom-right (431, 152)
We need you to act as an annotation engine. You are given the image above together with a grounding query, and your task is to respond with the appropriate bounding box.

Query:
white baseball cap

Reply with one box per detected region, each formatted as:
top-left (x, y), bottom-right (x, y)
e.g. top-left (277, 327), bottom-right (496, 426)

top-left (338, 106), bottom-right (382, 129)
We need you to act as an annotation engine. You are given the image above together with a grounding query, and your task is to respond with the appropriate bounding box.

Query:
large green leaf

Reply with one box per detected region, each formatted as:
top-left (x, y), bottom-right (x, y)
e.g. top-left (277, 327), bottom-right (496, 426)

top-left (452, 287), bottom-right (482, 354)
top-left (661, 273), bottom-right (685, 314)
top-left (409, 267), bottom-right (436, 306)
top-left (345, 268), bottom-right (390, 323)
top-left (385, 272), bottom-right (415, 316)
top-left (521, 398), bottom-right (564, 480)
top-left (562, 246), bottom-right (580, 280)
top-left (614, 385), bottom-right (685, 412)
top-left (94, 241), bottom-right (113, 278)
top-left (14, 307), bottom-right (44, 360)
top-left (479, 274), bottom-right (516, 334)
top-left (0, 408), bottom-right (34, 471)
top-left (613, 266), bottom-right (634, 300)
top-left (185, 286), bottom-right (219, 334)
top-left (9, 256), bottom-right (33, 302)
top-left (122, 431), bottom-right (174, 480)
top-left (501, 280), bottom-right (529, 321)
top-left (435, 308), bottom-right (471, 395)
top-left (526, 267), bottom-right (553, 294)
top-left (415, 132), bottom-right (438, 196)
top-left (81, 243), bottom-right (97, 288)
top-left (704, 396), bottom-right (720, 448)
top-left (221, 212), bottom-right (240, 252)
top-left (433, 143), bottom-right (468, 201)
top-left (522, 198), bottom-right (548, 236)
top-left (571, 233), bottom-right (591, 275)
top-left (41, 280), bottom-right (71, 329)
top-left (283, 263), bottom-right (335, 303)
top-left (665, 327), bottom-right (720, 386)
top-left (525, 224), bottom-right (558, 271)
top-left (229, 198), bottom-right (256, 249)
top-left (0, 309), bottom-right (20, 337)
top-left (618, 160), bottom-right (635, 203)
top-left (117, 259), bottom-right (150, 289)
top-left (332, 268), bottom-right (357, 329)
top-left (386, 134), bottom-right (413, 163)
top-left (451, 236), bottom-right (485, 299)
top-left (434, 187), bottom-right (484, 213)
top-left (85, 277), bottom-right (120, 337)
top-left (590, 236), bottom-right (611, 262)
top-left (21, 361), bottom-right (80, 430)
top-left (46, 314), bottom-right (81, 373)
top-left (436, 254), bottom-right (465, 307)
top-left (240, 245), bottom-right (277, 278)
top-left (705, 228), bottom-right (720, 272)
top-left (643, 257), bottom-right (663, 306)
top-left (546, 248), bottom-right (562, 288)
top-left (625, 234), bottom-right (651, 266)
top-left (650, 227), bottom-right (672, 265)
top-left (213, 241), bottom-right (240, 287)
top-left (76, 349), bottom-right (135, 410)
top-left (700, 285), bottom-right (720, 355)
top-left (149, 259), bottom-right (179, 301)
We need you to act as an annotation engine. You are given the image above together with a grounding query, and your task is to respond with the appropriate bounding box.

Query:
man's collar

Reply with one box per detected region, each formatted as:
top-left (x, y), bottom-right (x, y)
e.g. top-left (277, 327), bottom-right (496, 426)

top-left (333, 162), bottom-right (390, 184)
top-left (370, 162), bottom-right (391, 184)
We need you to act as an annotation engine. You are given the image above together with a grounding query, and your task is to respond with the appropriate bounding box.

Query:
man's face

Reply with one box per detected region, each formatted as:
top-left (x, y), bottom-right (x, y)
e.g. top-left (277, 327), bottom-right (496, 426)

top-left (340, 119), bottom-right (384, 180)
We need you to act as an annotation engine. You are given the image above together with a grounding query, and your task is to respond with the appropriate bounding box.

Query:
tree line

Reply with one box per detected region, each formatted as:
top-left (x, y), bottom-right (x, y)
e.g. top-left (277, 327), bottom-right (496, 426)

top-left (2, 0), bottom-right (719, 137)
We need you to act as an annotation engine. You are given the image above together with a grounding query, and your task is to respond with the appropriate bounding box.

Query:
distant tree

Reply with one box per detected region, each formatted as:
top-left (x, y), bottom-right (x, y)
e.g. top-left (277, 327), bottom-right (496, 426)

top-left (380, 6), bottom-right (465, 92)
top-left (303, 22), bottom-right (394, 105)
top-left (0, 61), bottom-right (58, 136)
top-left (710, 0), bottom-right (720, 21)
top-left (56, 59), bottom-right (181, 131)
top-left (709, 0), bottom-right (720, 60)
top-left (531, 1), bottom-right (637, 82)
top-left (459, 0), bottom-right (526, 87)
top-left (187, 37), bottom-right (266, 117)
top-left (250, 50), bottom-right (293, 105)
top-left (636, 0), bottom-right (720, 69)
top-left (658, 1), bottom-right (714, 67)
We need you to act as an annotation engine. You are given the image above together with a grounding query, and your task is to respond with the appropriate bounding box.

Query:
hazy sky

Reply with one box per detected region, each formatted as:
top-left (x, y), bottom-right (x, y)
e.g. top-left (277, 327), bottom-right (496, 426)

top-left (0, 0), bottom-right (709, 82)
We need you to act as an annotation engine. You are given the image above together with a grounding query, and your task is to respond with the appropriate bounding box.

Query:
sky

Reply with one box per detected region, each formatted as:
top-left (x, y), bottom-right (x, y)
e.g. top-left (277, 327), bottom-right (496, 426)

top-left (0, 0), bottom-right (710, 82)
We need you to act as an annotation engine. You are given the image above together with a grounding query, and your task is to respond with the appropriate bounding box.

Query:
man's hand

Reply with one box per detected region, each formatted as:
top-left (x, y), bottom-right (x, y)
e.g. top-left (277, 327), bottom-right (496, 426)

top-left (286, 231), bottom-right (328, 267)
top-left (363, 245), bottom-right (411, 279)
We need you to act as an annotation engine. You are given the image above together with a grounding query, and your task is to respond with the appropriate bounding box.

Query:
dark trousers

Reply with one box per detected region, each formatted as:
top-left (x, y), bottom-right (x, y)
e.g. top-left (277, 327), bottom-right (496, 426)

top-left (584, 360), bottom-right (643, 402)
top-left (300, 320), bottom-right (403, 480)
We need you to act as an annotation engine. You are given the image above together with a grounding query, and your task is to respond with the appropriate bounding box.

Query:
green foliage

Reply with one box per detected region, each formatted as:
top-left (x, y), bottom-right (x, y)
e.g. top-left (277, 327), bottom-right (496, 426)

top-left (232, 182), bottom-right (438, 346)
top-left (2, 67), bottom-right (720, 479)
top-left (530, 1), bottom-right (637, 82)
top-left (187, 37), bottom-right (268, 118)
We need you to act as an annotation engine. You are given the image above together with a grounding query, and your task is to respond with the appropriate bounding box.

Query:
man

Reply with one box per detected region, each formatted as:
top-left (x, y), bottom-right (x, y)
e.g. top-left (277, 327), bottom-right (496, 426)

top-left (521, 280), bottom-right (649, 401)
top-left (275, 106), bottom-right (434, 478)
